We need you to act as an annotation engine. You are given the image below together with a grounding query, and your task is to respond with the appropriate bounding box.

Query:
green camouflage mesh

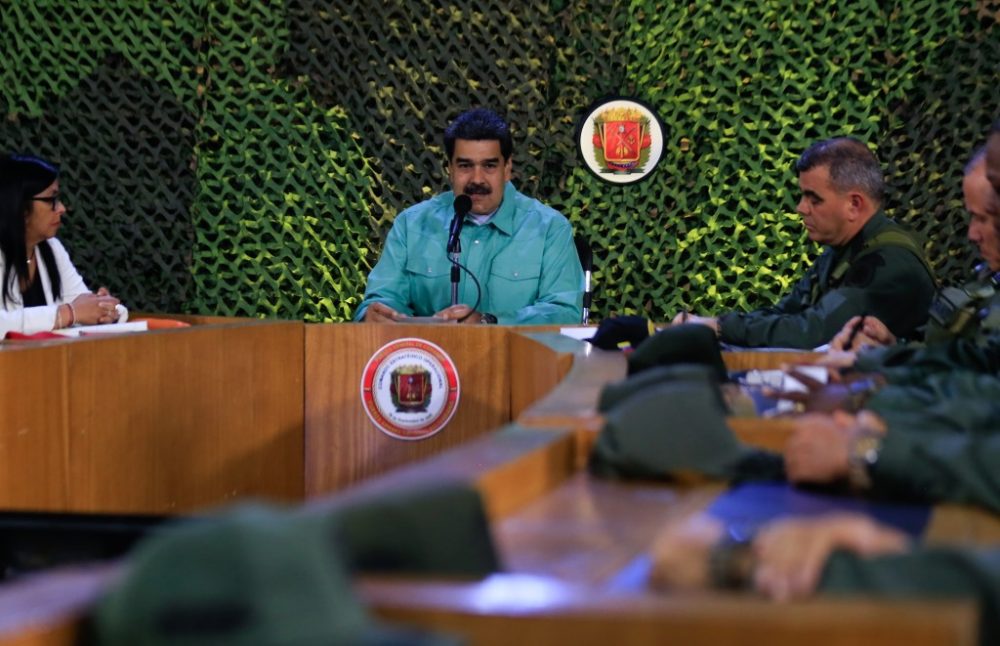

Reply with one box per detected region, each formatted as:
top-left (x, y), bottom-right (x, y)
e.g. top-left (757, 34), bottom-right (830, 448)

top-left (0, 1), bottom-right (996, 321)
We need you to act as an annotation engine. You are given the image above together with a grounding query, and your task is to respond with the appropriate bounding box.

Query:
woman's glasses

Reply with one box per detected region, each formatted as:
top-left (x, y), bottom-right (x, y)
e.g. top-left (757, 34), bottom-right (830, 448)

top-left (30, 194), bottom-right (62, 210)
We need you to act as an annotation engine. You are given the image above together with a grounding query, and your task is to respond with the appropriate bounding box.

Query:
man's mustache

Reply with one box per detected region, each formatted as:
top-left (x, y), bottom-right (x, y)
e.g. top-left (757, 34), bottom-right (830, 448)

top-left (464, 184), bottom-right (491, 195)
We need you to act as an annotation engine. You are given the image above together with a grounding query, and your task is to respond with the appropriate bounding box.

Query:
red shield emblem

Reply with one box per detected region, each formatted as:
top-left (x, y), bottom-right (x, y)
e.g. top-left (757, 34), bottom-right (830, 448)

top-left (360, 338), bottom-right (460, 441)
top-left (601, 121), bottom-right (643, 163)
top-left (391, 367), bottom-right (431, 412)
top-left (588, 106), bottom-right (654, 173)
top-left (578, 98), bottom-right (664, 184)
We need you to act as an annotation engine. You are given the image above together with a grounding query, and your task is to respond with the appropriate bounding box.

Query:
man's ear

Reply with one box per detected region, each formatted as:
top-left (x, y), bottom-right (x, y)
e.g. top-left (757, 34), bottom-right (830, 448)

top-left (847, 191), bottom-right (866, 219)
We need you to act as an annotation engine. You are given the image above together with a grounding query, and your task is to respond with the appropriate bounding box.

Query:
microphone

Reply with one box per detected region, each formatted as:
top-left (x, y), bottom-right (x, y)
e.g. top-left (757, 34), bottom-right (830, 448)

top-left (449, 194), bottom-right (473, 306)
top-left (448, 194), bottom-right (472, 255)
top-left (575, 235), bottom-right (593, 324)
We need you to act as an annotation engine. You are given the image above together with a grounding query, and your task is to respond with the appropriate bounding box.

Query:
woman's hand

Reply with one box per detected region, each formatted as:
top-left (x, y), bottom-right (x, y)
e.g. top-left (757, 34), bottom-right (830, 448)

top-left (69, 292), bottom-right (121, 325)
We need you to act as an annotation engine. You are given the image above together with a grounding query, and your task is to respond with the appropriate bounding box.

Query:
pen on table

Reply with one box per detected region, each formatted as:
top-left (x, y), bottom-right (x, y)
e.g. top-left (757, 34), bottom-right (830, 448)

top-left (845, 314), bottom-right (867, 350)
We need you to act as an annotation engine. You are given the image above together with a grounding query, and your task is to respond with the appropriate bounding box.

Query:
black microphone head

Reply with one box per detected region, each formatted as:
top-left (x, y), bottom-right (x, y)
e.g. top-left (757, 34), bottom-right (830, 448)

top-left (574, 235), bottom-right (593, 269)
top-left (454, 194), bottom-right (472, 216)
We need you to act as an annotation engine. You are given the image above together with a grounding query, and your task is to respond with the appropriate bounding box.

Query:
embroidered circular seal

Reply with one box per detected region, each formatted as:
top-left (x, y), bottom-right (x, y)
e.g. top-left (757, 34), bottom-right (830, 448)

top-left (576, 96), bottom-right (665, 185)
top-left (360, 338), bottom-right (460, 441)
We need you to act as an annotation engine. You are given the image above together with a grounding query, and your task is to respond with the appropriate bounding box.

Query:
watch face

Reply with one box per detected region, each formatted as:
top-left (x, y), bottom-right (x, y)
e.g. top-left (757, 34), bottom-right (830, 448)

top-left (481, 313), bottom-right (497, 325)
top-left (853, 434), bottom-right (881, 466)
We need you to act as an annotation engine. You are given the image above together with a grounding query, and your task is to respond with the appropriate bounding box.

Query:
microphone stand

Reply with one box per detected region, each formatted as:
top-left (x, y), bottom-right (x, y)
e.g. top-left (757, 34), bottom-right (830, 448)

top-left (575, 236), bottom-right (593, 325)
top-left (447, 194), bottom-right (472, 308)
top-left (448, 238), bottom-right (461, 307)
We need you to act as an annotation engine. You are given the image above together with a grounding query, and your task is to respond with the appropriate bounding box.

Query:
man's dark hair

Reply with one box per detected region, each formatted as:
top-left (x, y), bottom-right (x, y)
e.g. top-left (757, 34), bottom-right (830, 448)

top-left (444, 108), bottom-right (513, 161)
top-left (794, 137), bottom-right (885, 205)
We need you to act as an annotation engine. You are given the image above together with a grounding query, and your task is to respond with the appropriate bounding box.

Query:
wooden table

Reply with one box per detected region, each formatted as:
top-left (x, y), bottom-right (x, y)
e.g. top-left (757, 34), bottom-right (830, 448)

top-left (0, 332), bottom-right (983, 645)
top-left (352, 424), bottom-right (981, 646)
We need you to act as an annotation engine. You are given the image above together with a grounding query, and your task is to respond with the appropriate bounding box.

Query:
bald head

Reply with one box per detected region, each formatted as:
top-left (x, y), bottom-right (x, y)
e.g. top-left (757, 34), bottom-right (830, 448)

top-left (987, 123), bottom-right (1000, 197)
top-left (965, 152), bottom-right (1000, 271)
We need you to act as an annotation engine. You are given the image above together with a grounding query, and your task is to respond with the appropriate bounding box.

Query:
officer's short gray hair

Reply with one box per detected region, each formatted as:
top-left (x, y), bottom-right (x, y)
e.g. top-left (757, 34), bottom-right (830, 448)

top-left (794, 137), bottom-right (885, 205)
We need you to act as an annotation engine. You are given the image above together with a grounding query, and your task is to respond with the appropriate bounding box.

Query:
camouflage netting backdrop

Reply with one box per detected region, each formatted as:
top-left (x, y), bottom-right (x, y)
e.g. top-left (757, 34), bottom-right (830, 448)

top-left (1, 1), bottom-right (998, 321)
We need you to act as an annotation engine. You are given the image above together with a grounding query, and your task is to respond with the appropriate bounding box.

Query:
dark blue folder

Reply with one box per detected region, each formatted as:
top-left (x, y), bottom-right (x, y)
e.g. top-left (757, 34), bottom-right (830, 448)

top-left (707, 481), bottom-right (931, 538)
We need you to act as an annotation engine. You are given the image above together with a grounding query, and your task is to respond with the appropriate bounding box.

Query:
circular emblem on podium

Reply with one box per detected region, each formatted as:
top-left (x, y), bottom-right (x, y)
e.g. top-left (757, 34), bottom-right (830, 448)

top-left (360, 338), bottom-right (460, 441)
top-left (576, 96), bottom-right (665, 185)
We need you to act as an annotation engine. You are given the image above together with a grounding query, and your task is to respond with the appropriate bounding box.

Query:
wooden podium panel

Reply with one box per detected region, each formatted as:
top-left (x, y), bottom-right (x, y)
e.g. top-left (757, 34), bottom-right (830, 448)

top-left (0, 322), bottom-right (607, 513)
top-left (0, 343), bottom-right (72, 509)
top-left (514, 333), bottom-right (626, 431)
top-left (0, 320), bottom-right (304, 513)
top-left (304, 323), bottom-right (511, 496)
top-left (723, 351), bottom-right (823, 372)
top-left (508, 332), bottom-right (577, 418)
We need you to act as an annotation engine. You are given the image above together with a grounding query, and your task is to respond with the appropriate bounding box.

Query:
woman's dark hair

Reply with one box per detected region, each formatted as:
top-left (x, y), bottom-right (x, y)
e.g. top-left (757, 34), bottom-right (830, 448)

top-left (0, 154), bottom-right (61, 307)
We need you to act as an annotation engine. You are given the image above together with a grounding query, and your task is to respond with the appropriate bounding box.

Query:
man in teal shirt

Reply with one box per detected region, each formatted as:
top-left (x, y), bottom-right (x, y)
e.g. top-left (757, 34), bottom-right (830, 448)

top-left (355, 108), bottom-right (583, 325)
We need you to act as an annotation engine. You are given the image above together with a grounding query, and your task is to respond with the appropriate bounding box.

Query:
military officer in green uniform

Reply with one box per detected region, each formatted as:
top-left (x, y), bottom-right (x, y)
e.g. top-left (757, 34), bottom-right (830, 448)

top-left (816, 130), bottom-right (1000, 382)
top-left (589, 138), bottom-right (1000, 511)
top-left (595, 140), bottom-right (1000, 511)
top-left (678, 137), bottom-right (936, 349)
top-left (650, 511), bottom-right (1000, 645)
top-left (829, 149), bottom-right (1000, 362)
top-left (783, 407), bottom-right (1000, 512)
top-left (777, 150), bottom-right (1000, 483)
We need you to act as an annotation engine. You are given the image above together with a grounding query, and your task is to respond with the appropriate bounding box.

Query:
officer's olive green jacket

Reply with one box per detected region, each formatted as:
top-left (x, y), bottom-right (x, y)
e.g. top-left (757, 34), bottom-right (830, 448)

top-left (719, 214), bottom-right (935, 348)
top-left (821, 547), bottom-right (1000, 646)
top-left (854, 266), bottom-right (1000, 380)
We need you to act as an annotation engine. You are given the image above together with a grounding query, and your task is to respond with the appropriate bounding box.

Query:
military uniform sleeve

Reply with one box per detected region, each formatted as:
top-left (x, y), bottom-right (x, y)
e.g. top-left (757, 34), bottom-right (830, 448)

top-left (852, 344), bottom-right (923, 375)
top-left (354, 215), bottom-right (416, 320)
top-left (716, 259), bottom-right (825, 347)
top-left (866, 428), bottom-right (1000, 513)
top-left (819, 547), bottom-right (1000, 645)
top-left (719, 246), bottom-right (935, 349)
top-left (866, 371), bottom-right (1000, 434)
top-left (860, 337), bottom-right (1000, 386)
top-left (502, 215), bottom-right (583, 325)
top-left (719, 281), bottom-right (860, 348)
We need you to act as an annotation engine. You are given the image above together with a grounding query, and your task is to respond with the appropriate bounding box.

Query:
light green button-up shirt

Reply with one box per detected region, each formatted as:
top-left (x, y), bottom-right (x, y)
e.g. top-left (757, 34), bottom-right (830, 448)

top-left (355, 183), bottom-right (583, 324)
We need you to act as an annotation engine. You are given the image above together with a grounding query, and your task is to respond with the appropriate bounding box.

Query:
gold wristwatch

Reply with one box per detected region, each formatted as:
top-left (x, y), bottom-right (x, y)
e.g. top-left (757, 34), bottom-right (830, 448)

top-left (847, 431), bottom-right (882, 490)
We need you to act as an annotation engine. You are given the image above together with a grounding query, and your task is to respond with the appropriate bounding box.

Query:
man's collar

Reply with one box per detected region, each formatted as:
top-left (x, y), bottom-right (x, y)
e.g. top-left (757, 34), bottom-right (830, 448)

top-left (471, 182), bottom-right (516, 235)
top-left (840, 211), bottom-right (885, 252)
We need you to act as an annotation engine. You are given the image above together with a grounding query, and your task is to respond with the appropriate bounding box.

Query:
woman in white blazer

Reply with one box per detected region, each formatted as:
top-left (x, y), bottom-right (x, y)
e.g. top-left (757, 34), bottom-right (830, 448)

top-left (0, 154), bottom-right (121, 336)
